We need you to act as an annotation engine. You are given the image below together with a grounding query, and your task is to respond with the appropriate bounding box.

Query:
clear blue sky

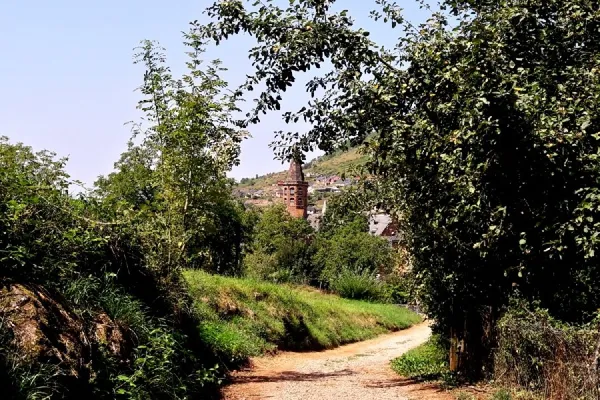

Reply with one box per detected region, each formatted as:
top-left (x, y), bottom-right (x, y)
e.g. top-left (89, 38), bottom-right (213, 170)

top-left (0, 1), bottom-right (429, 186)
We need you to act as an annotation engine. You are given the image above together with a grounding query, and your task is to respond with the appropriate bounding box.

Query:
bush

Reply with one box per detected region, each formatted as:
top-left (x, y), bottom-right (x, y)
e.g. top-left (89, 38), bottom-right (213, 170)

top-left (381, 273), bottom-right (414, 304)
top-left (244, 205), bottom-right (316, 284)
top-left (391, 335), bottom-right (449, 381)
top-left (329, 269), bottom-right (386, 302)
top-left (0, 137), bottom-right (221, 398)
top-left (494, 306), bottom-right (600, 400)
top-left (315, 216), bottom-right (393, 285)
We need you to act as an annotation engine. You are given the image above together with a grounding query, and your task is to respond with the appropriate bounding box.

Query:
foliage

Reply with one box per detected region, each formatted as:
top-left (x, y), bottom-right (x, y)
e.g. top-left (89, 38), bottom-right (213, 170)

top-left (245, 202), bottom-right (396, 298)
top-left (114, 326), bottom-right (220, 399)
top-left (244, 204), bottom-right (316, 283)
top-left (184, 270), bottom-right (422, 364)
top-left (0, 34), bottom-right (249, 398)
top-left (391, 335), bottom-right (450, 381)
top-left (315, 214), bottom-right (393, 285)
top-left (381, 273), bottom-right (414, 304)
top-left (329, 269), bottom-right (385, 302)
top-left (494, 305), bottom-right (600, 400)
top-left (95, 39), bottom-right (247, 275)
top-left (318, 190), bottom-right (371, 234)
top-left (0, 318), bottom-right (62, 400)
top-left (199, 0), bottom-right (600, 376)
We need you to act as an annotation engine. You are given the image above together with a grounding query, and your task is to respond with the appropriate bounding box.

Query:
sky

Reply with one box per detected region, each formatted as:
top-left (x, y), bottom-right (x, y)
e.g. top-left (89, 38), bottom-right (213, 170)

top-left (0, 0), bottom-right (431, 187)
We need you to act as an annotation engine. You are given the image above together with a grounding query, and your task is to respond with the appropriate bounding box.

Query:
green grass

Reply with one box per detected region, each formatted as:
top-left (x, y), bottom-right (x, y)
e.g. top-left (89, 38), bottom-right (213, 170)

top-left (184, 270), bottom-right (421, 364)
top-left (391, 335), bottom-right (449, 381)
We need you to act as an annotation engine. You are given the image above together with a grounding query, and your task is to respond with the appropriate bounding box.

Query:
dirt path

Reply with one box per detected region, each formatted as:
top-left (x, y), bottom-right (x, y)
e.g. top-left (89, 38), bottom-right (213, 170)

top-left (222, 323), bottom-right (453, 400)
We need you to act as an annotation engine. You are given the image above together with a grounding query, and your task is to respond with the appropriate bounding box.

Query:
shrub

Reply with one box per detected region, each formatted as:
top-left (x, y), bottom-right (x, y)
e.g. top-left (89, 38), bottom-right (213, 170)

top-left (381, 273), bottom-right (414, 304)
top-left (315, 218), bottom-right (393, 286)
top-left (244, 205), bottom-right (316, 284)
top-left (494, 306), bottom-right (600, 400)
top-left (329, 269), bottom-right (386, 302)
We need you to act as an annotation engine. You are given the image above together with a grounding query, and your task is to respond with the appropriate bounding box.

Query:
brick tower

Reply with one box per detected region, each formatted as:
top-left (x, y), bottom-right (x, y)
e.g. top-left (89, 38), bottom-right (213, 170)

top-left (279, 159), bottom-right (309, 218)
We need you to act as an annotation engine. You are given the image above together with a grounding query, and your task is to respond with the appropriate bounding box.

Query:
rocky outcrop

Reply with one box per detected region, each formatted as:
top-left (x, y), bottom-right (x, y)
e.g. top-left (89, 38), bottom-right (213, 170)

top-left (0, 283), bottom-right (91, 377)
top-left (92, 312), bottom-right (131, 361)
top-left (0, 283), bottom-right (131, 380)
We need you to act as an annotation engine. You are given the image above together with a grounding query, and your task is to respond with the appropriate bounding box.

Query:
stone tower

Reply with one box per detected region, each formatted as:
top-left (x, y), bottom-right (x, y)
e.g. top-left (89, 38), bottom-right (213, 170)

top-left (279, 159), bottom-right (309, 218)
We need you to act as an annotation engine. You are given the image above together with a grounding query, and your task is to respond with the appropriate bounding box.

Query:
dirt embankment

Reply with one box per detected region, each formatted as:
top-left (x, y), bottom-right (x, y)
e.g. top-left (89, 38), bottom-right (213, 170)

top-left (0, 284), bottom-right (131, 385)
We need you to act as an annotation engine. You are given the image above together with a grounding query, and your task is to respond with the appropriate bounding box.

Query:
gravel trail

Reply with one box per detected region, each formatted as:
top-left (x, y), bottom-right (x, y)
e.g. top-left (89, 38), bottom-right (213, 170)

top-left (222, 322), bottom-right (452, 400)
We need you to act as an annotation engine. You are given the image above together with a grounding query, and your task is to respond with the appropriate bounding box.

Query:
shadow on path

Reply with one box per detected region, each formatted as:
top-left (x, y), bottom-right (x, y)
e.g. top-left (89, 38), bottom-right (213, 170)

top-left (233, 369), bottom-right (355, 384)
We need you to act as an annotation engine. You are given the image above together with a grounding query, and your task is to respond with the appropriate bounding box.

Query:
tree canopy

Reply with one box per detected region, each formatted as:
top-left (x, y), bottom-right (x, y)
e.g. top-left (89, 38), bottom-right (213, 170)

top-left (199, 0), bottom-right (600, 374)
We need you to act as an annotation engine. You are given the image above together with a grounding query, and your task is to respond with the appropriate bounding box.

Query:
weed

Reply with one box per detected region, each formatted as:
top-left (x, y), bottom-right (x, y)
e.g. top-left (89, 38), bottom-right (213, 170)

top-left (391, 335), bottom-right (449, 381)
top-left (330, 269), bottom-right (385, 302)
top-left (491, 389), bottom-right (512, 400)
top-left (455, 391), bottom-right (475, 400)
top-left (0, 317), bottom-right (63, 399)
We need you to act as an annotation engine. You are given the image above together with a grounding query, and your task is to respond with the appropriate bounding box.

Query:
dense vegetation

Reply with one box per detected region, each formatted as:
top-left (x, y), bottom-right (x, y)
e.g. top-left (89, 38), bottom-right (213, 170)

top-left (200, 0), bottom-right (600, 384)
top-left (243, 202), bottom-right (405, 302)
top-left (0, 36), bottom-right (250, 399)
top-left (0, 31), bottom-right (415, 400)
top-left (5, 0), bottom-right (600, 397)
top-left (185, 270), bottom-right (420, 364)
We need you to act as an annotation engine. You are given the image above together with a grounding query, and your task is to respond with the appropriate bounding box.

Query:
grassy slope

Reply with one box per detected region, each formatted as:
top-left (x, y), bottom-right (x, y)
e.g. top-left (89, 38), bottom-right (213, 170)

top-left (184, 270), bottom-right (421, 364)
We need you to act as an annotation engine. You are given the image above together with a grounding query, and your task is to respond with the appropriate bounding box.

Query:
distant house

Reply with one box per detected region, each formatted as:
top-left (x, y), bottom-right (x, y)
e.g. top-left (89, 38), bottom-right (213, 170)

top-left (314, 187), bottom-right (340, 194)
top-left (369, 214), bottom-right (400, 248)
top-left (327, 175), bottom-right (341, 185)
top-left (307, 213), bottom-right (322, 230)
top-left (244, 189), bottom-right (264, 199)
top-left (334, 179), bottom-right (353, 188)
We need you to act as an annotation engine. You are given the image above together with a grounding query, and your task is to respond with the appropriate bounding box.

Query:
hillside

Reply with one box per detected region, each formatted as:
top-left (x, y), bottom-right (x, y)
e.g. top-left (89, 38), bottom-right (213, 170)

top-left (236, 147), bottom-right (369, 205)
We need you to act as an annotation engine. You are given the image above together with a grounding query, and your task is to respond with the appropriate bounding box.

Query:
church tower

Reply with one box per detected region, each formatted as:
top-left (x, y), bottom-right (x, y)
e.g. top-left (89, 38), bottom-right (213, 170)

top-left (279, 159), bottom-right (309, 218)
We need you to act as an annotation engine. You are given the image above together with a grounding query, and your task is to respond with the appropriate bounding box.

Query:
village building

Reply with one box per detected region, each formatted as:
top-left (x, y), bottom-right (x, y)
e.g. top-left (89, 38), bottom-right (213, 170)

top-left (369, 213), bottom-right (400, 248)
top-left (278, 159), bottom-right (309, 218)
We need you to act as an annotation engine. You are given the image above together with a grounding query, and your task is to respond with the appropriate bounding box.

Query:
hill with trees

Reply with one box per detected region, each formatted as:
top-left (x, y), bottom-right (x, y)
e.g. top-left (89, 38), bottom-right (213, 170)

top-left (237, 147), bottom-right (368, 190)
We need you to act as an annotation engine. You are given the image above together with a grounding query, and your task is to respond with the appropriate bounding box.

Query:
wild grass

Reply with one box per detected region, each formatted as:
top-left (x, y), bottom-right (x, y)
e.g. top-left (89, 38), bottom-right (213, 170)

top-left (390, 335), bottom-right (449, 381)
top-left (184, 270), bottom-right (421, 364)
top-left (329, 269), bottom-right (386, 302)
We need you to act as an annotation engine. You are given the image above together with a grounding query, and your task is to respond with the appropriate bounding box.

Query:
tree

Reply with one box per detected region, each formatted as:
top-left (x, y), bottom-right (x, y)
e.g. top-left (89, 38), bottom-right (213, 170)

top-left (96, 39), bottom-right (247, 274)
top-left (244, 204), bottom-right (316, 282)
top-left (314, 215), bottom-right (393, 284)
top-left (199, 0), bottom-right (600, 376)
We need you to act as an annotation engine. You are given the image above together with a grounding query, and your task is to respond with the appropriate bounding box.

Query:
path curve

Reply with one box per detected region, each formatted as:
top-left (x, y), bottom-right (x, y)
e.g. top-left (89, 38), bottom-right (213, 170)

top-left (222, 322), bottom-right (452, 400)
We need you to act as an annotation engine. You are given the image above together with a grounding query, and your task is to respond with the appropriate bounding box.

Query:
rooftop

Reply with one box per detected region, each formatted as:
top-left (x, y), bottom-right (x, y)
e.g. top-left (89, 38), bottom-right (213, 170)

top-left (287, 159), bottom-right (305, 182)
top-left (369, 214), bottom-right (392, 236)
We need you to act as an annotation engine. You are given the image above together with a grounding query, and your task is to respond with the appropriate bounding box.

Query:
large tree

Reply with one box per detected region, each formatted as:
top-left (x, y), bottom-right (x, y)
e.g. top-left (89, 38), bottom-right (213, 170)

top-left (96, 40), bottom-right (248, 274)
top-left (199, 0), bottom-right (600, 375)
